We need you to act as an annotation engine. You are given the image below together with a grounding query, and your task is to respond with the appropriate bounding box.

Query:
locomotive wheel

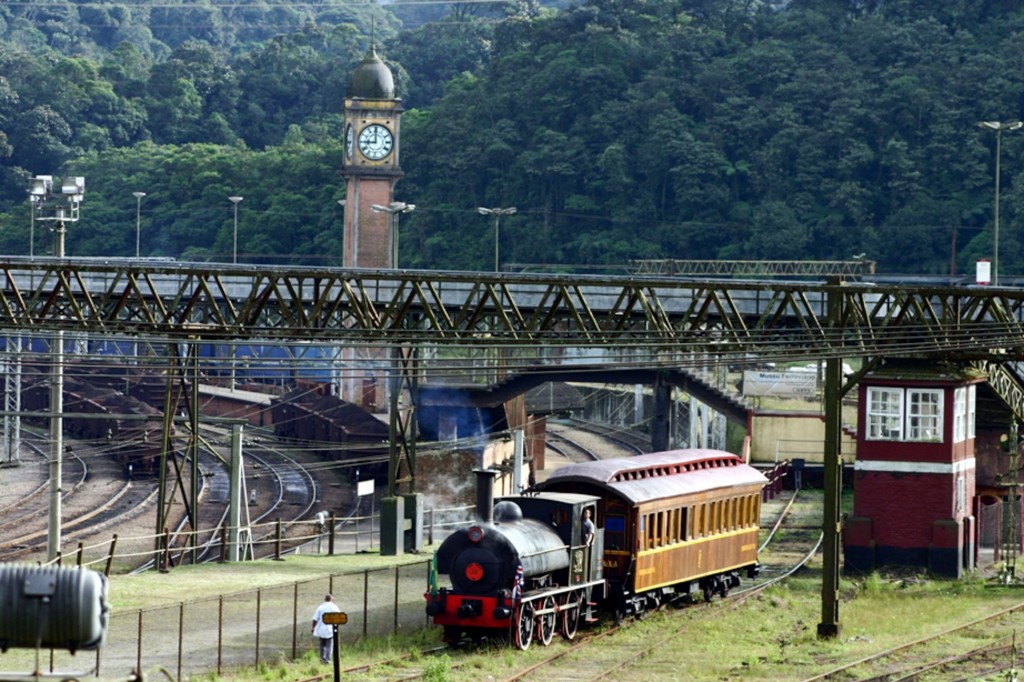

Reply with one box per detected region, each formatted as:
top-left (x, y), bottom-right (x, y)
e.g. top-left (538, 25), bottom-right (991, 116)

top-left (537, 596), bottom-right (556, 646)
top-left (514, 603), bottom-right (534, 651)
top-left (560, 590), bottom-right (581, 641)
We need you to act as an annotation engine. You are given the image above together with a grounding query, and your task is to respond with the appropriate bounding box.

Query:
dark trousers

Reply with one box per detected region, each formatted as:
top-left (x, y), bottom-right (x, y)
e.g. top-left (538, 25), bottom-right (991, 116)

top-left (319, 636), bottom-right (333, 663)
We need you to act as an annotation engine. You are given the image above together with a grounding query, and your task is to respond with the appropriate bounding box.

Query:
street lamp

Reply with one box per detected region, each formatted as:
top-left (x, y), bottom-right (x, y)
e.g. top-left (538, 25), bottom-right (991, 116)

top-left (978, 120), bottom-right (1023, 285)
top-left (132, 191), bottom-right (146, 258)
top-left (371, 201), bottom-right (415, 268)
top-left (477, 206), bottom-right (517, 272)
top-left (27, 174), bottom-right (83, 562)
top-left (229, 196), bottom-right (243, 264)
top-left (30, 175), bottom-right (83, 259)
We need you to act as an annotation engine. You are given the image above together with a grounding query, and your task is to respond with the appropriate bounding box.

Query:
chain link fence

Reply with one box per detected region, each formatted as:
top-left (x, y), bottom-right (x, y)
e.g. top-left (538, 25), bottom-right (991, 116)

top-left (5, 561), bottom-right (432, 681)
top-left (1, 506), bottom-right (477, 680)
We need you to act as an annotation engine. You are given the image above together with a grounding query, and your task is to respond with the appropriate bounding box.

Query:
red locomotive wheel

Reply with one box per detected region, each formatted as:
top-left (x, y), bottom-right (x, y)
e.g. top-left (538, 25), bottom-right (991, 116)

top-left (560, 590), bottom-right (582, 640)
top-left (514, 603), bottom-right (534, 651)
top-left (537, 596), bottom-right (556, 646)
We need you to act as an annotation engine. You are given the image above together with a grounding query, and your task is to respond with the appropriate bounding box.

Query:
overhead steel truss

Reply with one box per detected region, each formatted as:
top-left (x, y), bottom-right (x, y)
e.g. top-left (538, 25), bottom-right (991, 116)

top-left (0, 258), bottom-right (1021, 363)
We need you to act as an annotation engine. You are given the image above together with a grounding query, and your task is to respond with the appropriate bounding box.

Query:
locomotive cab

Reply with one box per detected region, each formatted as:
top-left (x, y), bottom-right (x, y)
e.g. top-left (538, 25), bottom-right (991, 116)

top-left (505, 494), bottom-right (603, 588)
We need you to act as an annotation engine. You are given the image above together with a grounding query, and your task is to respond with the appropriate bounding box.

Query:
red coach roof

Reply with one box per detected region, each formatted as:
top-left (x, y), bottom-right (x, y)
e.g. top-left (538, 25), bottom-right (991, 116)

top-left (538, 449), bottom-right (768, 505)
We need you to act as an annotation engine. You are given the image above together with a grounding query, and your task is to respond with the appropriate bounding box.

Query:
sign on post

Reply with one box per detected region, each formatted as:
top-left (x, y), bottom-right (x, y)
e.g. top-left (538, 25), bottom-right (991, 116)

top-left (322, 612), bottom-right (348, 625)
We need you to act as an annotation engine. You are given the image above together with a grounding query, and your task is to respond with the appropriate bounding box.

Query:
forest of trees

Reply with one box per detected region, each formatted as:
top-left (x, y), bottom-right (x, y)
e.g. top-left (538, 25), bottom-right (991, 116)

top-left (1, 1), bottom-right (1024, 275)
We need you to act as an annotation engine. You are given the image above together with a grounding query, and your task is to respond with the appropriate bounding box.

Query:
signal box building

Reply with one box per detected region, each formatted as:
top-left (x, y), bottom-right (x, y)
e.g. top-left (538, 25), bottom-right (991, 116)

top-left (844, 362), bottom-right (982, 578)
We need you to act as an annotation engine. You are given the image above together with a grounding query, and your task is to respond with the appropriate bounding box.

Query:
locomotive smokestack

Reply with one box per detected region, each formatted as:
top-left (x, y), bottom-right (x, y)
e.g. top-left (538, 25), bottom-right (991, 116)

top-left (474, 468), bottom-right (496, 523)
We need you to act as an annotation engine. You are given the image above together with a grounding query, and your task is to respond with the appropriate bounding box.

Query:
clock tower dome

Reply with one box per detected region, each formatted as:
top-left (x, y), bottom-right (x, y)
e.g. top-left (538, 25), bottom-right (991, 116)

top-left (342, 45), bottom-right (404, 268)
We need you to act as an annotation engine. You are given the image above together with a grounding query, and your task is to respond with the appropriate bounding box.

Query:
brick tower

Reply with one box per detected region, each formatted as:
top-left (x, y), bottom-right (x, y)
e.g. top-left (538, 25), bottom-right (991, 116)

top-left (342, 44), bottom-right (403, 268)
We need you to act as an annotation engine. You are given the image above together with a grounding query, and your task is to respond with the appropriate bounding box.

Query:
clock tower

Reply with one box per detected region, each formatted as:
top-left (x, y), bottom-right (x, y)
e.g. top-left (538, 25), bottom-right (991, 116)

top-left (342, 45), bottom-right (404, 268)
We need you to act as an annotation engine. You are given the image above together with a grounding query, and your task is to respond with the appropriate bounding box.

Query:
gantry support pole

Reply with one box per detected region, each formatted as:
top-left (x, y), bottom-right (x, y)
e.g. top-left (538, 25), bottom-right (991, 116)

top-left (381, 344), bottom-right (421, 556)
top-left (818, 281), bottom-right (844, 639)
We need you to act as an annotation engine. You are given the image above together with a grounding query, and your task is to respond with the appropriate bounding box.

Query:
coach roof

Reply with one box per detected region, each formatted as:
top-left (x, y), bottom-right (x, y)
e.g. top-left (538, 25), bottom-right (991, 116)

top-left (538, 449), bottom-right (767, 505)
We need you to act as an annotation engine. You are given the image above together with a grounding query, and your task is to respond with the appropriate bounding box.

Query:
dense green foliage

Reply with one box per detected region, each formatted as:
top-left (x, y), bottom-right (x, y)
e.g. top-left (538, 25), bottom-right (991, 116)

top-left (1, 1), bottom-right (1024, 275)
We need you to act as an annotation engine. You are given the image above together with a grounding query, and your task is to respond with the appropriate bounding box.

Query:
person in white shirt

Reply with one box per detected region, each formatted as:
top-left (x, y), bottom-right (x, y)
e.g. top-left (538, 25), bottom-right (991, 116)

top-left (311, 594), bottom-right (341, 664)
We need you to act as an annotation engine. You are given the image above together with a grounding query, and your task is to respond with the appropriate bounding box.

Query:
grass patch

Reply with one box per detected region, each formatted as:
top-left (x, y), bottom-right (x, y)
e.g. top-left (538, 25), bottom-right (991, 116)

top-left (106, 549), bottom-right (435, 609)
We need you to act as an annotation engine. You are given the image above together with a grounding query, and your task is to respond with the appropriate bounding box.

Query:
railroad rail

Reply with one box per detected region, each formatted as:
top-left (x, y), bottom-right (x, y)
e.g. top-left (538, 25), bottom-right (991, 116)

top-left (801, 602), bottom-right (1024, 681)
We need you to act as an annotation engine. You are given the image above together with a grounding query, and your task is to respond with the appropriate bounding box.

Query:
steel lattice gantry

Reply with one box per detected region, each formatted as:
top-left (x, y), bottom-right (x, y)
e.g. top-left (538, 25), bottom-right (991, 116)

top-left (1, 258), bottom-right (1023, 359)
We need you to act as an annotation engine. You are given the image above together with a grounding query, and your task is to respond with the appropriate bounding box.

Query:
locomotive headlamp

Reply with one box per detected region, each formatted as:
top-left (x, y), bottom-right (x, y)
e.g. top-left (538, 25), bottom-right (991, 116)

top-left (465, 562), bottom-right (485, 582)
top-left (467, 526), bottom-right (484, 543)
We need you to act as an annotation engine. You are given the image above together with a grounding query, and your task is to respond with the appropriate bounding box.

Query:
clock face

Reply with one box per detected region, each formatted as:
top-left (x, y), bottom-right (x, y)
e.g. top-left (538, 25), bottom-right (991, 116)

top-left (345, 124), bottom-right (353, 160)
top-left (358, 124), bottom-right (394, 161)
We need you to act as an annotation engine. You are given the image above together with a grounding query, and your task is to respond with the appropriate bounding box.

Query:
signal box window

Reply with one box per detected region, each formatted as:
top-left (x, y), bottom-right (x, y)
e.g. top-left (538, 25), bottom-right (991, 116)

top-left (867, 386), bottom-right (949, 443)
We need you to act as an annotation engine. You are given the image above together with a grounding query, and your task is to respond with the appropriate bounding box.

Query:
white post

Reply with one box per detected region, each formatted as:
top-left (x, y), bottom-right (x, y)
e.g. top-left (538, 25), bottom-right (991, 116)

top-left (228, 424), bottom-right (243, 562)
top-left (513, 428), bottom-right (525, 494)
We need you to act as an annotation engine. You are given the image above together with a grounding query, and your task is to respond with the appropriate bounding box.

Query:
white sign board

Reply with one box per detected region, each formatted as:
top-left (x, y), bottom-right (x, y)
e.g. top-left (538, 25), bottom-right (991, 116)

top-left (977, 259), bottom-right (991, 286)
top-left (357, 479), bottom-right (374, 497)
top-left (742, 370), bottom-right (817, 397)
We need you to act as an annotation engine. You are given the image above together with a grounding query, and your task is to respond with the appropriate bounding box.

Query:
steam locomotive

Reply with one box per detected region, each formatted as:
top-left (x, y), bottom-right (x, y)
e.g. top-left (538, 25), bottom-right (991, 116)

top-left (425, 449), bottom-right (768, 649)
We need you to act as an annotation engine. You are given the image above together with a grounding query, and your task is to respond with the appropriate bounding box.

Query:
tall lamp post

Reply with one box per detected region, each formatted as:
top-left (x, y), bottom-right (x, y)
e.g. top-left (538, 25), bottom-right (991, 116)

top-left (29, 174), bottom-right (84, 562)
top-left (371, 202), bottom-right (416, 268)
top-left (229, 196), bottom-right (243, 264)
top-left (477, 206), bottom-right (517, 272)
top-left (978, 120), bottom-right (1023, 285)
top-left (132, 191), bottom-right (146, 258)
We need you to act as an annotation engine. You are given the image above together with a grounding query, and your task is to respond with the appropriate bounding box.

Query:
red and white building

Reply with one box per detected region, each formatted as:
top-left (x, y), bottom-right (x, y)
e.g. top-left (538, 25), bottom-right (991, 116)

top-left (844, 363), bottom-right (983, 577)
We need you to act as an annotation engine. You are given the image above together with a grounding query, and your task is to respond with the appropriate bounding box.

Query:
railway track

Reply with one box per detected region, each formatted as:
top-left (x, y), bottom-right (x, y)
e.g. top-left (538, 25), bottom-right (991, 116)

top-left (546, 421), bottom-right (646, 463)
top-left (799, 601), bottom-right (1024, 681)
top-left (151, 426), bottom-right (321, 565)
top-left (0, 437), bottom-right (163, 562)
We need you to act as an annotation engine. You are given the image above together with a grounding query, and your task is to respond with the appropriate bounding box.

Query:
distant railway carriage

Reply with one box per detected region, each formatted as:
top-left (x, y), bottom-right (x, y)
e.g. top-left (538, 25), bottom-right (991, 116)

top-left (426, 449), bottom-right (767, 649)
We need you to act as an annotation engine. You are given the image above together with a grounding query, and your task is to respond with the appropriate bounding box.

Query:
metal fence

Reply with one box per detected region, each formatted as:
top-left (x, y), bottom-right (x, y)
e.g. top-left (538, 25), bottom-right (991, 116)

top-left (1, 561), bottom-right (432, 681)
top-left (0, 506), bottom-right (477, 681)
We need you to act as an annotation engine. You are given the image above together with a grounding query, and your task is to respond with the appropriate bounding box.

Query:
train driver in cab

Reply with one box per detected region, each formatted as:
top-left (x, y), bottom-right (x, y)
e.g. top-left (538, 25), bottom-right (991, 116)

top-left (582, 508), bottom-right (595, 547)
